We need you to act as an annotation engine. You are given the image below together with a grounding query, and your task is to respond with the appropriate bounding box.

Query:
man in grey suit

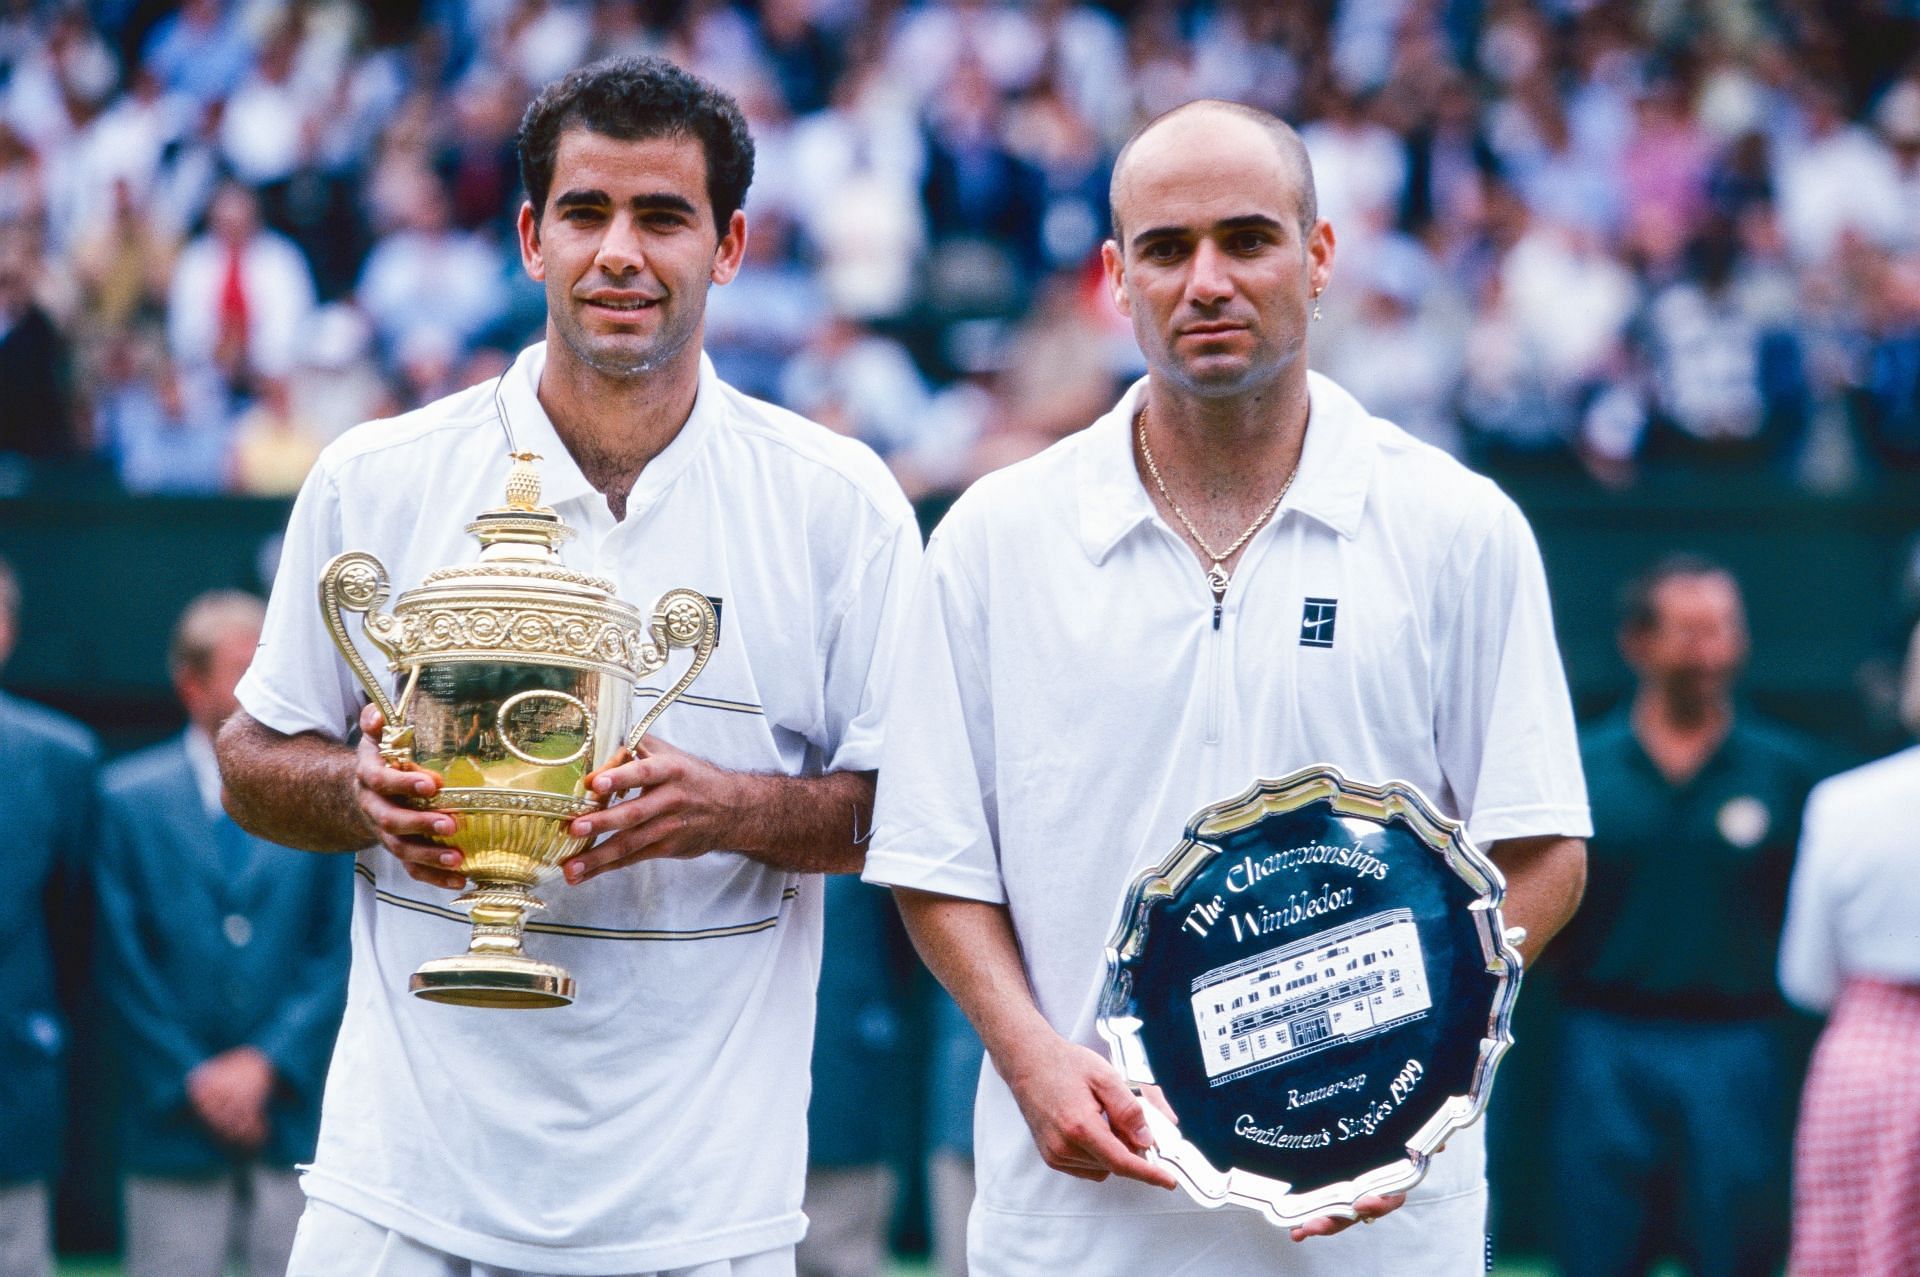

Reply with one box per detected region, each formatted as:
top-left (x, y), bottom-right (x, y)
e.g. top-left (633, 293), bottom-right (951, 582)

top-left (96, 591), bottom-right (352, 1277)
top-left (0, 553), bottom-right (98, 1277)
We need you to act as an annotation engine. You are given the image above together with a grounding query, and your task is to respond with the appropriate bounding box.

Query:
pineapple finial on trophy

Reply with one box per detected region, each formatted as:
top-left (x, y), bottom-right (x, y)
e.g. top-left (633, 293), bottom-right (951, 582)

top-left (505, 451), bottom-right (544, 511)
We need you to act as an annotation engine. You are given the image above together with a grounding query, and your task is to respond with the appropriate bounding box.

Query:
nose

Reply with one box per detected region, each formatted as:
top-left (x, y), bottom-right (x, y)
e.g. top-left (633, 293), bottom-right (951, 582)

top-left (593, 212), bottom-right (646, 278)
top-left (1185, 239), bottom-right (1234, 308)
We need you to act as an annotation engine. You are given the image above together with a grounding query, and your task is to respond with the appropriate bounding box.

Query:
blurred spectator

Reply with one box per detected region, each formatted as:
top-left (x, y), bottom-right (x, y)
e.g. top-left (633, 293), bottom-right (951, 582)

top-left (95, 338), bottom-right (230, 495)
top-left (979, 270), bottom-right (1114, 450)
top-left (1313, 233), bottom-right (1466, 455)
top-left (759, 0), bottom-right (845, 117)
top-left (2, 8), bottom-right (117, 163)
top-left (1299, 86), bottom-right (1406, 247)
top-left (96, 591), bottom-right (351, 1277)
top-left (921, 58), bottom-right (1046, 308)
top-left (1634, 230), bottom-right (1810, 469)
top-left (219, 22), bottom-right (318, 189)
top-left (1854, 250), bottom-right (1920, 471)
top-left (390, 324), bottom-right (464, 411)
top-left (439, 72), bottom-right (525, 237)
top-left (786, 62), bottom-right (927, 318)
top-left (1550, 556), bottom-right (1831, 1277)
top-left (167, 180), bottom-right (317, 390)
top-left (1501, 217), bottom-right (1638, 406)
top-left (704, 208), bottom-right (823, 401)
top-left (886, 0), bottom-right (1043, 109)
top-left (287, 304), bottom-right (394, 444)
top-left (1400, 72), bottom-right (1496, 238)
top-left (1778, 621), bottom-right (1920, 1277)
top-left (1459, 270), bottom-right (1583, 471)
top-left (0, 121), bottom-right (42, 227)
top-left (780, 314), bottom-right (930, 459)
top-left (0, 552), bottom-right (99, 1277)
top-left (0, 229), bottom-right (81, 463)
top-left (69, 177), bottom-right (177, 344)
top-left (1001, 71), bottom-right (1109, 271)
top-left (141, 0), bottom-right (254, 107)
top-left (1617, 80), bottom-right (1711, 266)
top-left (230, 376), bottom-right (326, 496)
top-left (1776, 83), bottom-right (1907, 267)
top-left (354, 167), bottom-right (509, 360)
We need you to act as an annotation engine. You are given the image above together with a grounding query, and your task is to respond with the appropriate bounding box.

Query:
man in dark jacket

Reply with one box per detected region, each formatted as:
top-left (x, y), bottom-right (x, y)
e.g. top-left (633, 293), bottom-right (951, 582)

top-left (0, 554), bottom-right (98, 1277)
top-left (97, 591), bottom-right (351, 1277)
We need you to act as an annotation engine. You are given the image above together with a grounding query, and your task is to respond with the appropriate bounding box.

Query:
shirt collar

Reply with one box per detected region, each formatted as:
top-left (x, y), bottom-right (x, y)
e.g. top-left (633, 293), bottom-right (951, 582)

top-left (1075, 369), bottom-right (1376, 565)
top-left (492, 341), bottom-right (725, 515)
top-left (183, 724), bottom-right (223, 819)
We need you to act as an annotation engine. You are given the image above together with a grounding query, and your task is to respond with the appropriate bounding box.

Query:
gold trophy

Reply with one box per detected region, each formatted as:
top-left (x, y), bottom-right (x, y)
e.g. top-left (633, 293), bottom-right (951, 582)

top-left (318, 453), bottom-right (717, 1009)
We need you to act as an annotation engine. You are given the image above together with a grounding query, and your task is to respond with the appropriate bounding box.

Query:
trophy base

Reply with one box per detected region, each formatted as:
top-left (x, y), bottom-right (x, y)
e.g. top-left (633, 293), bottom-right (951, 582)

top-left (409, 955), bottom-right (576, 1009)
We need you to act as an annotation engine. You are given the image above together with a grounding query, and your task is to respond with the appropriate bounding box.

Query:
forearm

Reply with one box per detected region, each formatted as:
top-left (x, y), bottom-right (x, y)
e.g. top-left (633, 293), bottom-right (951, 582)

top-left (892, 888), bottom-right (1056, 1072)
top-left (216, 710), bottom-right (372, 851)
top-left (1488, 834), bottom-right (1586, 966)
top-left (727, 769), bottom-right (876, 875)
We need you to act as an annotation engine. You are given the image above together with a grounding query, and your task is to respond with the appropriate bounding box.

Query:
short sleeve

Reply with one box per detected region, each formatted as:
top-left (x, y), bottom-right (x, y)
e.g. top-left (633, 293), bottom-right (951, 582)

top-left (863, 527), bottom-right (1006, 904)
top-left (1778, 782), bottom-right (1842, 1013)
top-left (1431, 496), bottom-right (1591, 846)
top-left (234, 460), bottom-right (365, 740)
top-left (819, 513), bottom-right (923, 773)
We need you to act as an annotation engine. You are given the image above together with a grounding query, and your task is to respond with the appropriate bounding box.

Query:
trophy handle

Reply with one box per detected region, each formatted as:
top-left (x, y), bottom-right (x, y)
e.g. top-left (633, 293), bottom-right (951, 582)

top-left (627, 589), bottom-right (718, 752)
top-left (318, 550), bottom-right (405, 735)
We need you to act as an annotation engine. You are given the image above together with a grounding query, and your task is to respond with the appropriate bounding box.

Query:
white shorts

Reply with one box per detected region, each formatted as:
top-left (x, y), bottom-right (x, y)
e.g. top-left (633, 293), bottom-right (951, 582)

top-left (286, 1198), bottom-right (797, 1277)
top-left (970, 1182), bottom-right (1488, 1277)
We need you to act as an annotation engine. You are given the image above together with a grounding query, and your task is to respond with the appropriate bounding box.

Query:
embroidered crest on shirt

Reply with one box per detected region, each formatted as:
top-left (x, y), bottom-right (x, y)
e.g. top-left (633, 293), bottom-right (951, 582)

top-left (1299, 597), bottom-right (1338, 648)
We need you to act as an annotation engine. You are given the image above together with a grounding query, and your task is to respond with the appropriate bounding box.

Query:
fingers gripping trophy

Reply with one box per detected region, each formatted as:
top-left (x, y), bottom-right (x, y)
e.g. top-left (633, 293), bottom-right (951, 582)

top-left (317, 452), bottom-right (717, 1009)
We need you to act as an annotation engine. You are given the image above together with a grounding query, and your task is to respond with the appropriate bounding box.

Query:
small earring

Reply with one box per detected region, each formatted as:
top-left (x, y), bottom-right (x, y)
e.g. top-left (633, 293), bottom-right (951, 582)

top-left (1312, 289), bottom-right (1323, 322)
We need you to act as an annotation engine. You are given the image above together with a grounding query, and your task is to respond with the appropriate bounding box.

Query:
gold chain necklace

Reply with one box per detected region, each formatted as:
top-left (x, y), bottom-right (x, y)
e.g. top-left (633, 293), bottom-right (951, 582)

top-left (1136, 406), bottom-right (1297, 600)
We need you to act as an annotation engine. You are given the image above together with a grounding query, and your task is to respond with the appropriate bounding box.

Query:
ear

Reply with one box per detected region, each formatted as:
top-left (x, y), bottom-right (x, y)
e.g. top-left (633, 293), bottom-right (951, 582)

top-left (1100, 238), bottom-right (1131, 318)
top-left (1306, 217), bottom-right (1335, 299)
top-left (517, 201), bottom-right (544, 282)
top-left (711, 209), bottom-right (748, 286)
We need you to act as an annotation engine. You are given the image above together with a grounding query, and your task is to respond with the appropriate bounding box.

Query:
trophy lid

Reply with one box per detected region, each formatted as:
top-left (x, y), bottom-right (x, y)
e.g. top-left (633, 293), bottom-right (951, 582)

top-left (412, 453), bottom-right (618, 599)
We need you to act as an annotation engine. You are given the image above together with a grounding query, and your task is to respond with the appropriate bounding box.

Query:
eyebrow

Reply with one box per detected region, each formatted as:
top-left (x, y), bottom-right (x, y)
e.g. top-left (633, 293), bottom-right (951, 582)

top-left (1130, 213), bottom-right (1287, 250)
top-left (552, 189), bottom-right (699, 217)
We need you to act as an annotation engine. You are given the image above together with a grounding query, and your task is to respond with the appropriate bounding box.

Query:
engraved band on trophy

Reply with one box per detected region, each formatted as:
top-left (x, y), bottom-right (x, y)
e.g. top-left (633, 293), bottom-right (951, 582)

top-left (318, 453), bottom-right (717, 1010)
top-left (1096, 765), bottom-right (1525, 1226)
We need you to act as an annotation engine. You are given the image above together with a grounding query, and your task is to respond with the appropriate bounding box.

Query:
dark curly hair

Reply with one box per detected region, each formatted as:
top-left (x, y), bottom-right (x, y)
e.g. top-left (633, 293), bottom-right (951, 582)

top-left (516, 56), bottom-right (755, 238)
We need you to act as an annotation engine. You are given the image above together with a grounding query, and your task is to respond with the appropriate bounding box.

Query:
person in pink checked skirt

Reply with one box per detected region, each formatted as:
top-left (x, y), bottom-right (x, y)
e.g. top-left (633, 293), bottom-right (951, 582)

top-left (1777, 621), bottom-right (1920, 1277)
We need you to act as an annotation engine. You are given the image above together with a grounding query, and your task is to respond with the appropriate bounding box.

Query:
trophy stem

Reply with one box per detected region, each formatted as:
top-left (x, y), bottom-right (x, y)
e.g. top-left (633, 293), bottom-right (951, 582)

top-left (463, 884), bottom-right (541, 958)
top-left (409, 881), bottom-right (577, 1009)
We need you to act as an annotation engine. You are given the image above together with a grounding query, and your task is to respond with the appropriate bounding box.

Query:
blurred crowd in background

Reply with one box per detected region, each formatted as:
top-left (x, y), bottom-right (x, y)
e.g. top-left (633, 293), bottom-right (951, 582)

top-left (0, 0), bottom-right (1915, 503)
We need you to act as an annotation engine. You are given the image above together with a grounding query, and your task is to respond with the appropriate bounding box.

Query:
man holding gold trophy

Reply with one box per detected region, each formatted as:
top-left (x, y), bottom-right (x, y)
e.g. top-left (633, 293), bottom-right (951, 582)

top-left (217, 58), bottom-right (919, 1277)
top-left (864, 101), bottom-right (1591, 1275)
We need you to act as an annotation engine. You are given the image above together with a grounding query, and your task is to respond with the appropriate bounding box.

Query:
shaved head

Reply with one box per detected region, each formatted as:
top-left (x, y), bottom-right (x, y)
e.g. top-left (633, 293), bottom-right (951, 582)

top-left (1110, 100), bottom-right (1318, 243)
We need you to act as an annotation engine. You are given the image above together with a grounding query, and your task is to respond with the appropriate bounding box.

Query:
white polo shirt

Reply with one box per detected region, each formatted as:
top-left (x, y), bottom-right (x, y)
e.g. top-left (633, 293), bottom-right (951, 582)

top-left (237, 343), bottom-right (920, 1274)
top-left (864, 371), bottom-right (1589, 1275)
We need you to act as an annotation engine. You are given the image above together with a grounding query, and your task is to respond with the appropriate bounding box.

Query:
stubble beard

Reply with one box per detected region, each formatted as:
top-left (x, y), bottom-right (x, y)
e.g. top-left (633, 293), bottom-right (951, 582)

top-left (551, 293), bottom-right (701, 381)
top-left (1157, 333), bottom-right (1296, 402)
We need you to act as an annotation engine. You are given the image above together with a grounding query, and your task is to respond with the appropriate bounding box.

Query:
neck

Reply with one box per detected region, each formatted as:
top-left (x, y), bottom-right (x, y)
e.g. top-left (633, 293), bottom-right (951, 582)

top-left (537, 333), bottom-right (703, 520)
top-left (1141, 368), bottom-right (1311, 492)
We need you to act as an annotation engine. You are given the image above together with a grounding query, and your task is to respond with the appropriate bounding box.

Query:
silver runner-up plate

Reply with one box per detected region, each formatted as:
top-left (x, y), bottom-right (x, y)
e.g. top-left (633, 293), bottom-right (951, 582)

top-left (1096, 765), bottom-right (1524, 1227)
